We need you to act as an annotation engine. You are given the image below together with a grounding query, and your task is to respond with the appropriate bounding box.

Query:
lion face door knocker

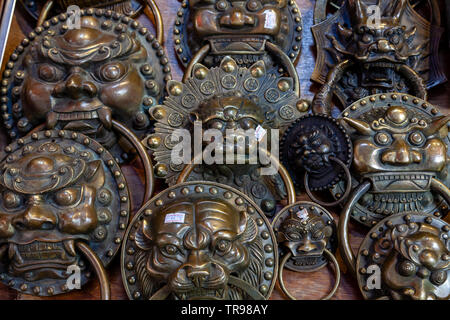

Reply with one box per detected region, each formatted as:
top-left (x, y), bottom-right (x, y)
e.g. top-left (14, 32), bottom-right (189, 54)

top-left (0, 130), bottom-right (130, 298)
top-left (355, 213), bottom-right (450, 300)
top-left (280, 114), bottom-right (353, 206)
top-left (144, 57), bottom-right (304, 217)
top-left (1, 9), bottom-right (170, 161)
top-left (173, 0), bottom-right (303, 88)
top-left (333, 93), bottom-right (450, 228)
top-left (311, 0), bottom-right (446, 114)
top-left (121, 181), bottom-right (277, 300)
top-left (272, 202), bottom-right (340, 300)
top-left (20, 0), bottom-right (164, 44)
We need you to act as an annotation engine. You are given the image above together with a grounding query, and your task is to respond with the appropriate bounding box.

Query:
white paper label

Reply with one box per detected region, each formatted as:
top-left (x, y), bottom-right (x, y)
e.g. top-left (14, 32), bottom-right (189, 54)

top-left (255, 125), bottom-right (267, 142)
top-left (164, 212), bottom-right (186, 224)
top-left (296, 209), bottom-right (309, 222)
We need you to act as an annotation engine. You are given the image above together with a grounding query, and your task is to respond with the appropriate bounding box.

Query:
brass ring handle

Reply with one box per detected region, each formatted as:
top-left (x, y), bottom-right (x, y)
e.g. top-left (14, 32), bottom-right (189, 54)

top-left (144, 0), bottom-right (164, 45)
top-left (111, 120), bottom-right (154, 205)
top-left (430, 178), bottom-right (450, 209)
top-left (26, 121), bottom-right (154, 210)
top-left (278, 249), bottom-right (340, 300)
top-left (183, 44), bottom-right (211, 83)
top-left (265, 41), bottom-right (300, 97)
top-left (75, 241), bottom-right (111, 300)
top-left (148, 276), bottom-right (266, 300)
top-left (37, 0), bottom-right (54, 26)
top-left (182, 42), bottom-right (300, 97)
top-left (176, 149), bottom-right (296, 206)
top-left (338, 180), bottom-right (371, 276)
top-left (304, 156), bottom-right (352, 207)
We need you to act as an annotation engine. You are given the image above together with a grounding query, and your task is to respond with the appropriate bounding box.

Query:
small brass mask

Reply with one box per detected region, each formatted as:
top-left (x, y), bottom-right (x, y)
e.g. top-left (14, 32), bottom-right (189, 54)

top-left (121, 182), bottom-right (277, 300)
top-left (357, 213), bottom-right (450, 300)
top-left (273, 202), bottom-right (336, 272)
top-left (173, 0), bottom-right (303, 69)
top-left (333, 94), bottom-right (450, 226)
top-left (0, 130), bottom-right (130, 296)
top-left (1, 9), bottom-right (170, 160)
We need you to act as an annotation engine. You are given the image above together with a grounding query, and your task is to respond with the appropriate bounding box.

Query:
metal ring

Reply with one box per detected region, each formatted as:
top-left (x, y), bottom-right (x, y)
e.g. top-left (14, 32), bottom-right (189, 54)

top-left (303, 156), bottom-right (352, 207)
top-left (183, 42), bottom-right (300, 97)
top-left (176, 149), bottom-right (296, 205)
top-left (144, 0), bottom-right (164, 45)
top-left (338, 180), bottom-right (371, 276)
top-left (182, 44), bottom-right (211, 83)
top-left (75, 241), bottom-right (111, 300)
top-left (278, 249), bottom-right (340, 300)
top-left (36, 0), bottom-right (54, 26)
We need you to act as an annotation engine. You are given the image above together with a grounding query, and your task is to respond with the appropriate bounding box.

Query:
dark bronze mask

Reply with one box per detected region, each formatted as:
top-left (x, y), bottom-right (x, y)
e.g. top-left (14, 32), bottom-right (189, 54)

top-left (333, 94), bottom-right (450, 226)
top-left (272, 202), bottom-right (340, 300)
top-left (311, 0), bottom-right (446, 114)
top-left (173, 0), bottom-right (303, 71)
top-left (121, 182), bottom-right (277, 300)
top-left (144, 57), bottom-right (303, 216)
top-left (1, 9), bottom-right (170, 160)
top-left (0, 130), bottom-right (130, 296)
top-left (356, 213), bottom-right (450, 300)
top-left (281, 114), bottom-right (353, 206)
top-left (273, 202), bottom-right (336, 272)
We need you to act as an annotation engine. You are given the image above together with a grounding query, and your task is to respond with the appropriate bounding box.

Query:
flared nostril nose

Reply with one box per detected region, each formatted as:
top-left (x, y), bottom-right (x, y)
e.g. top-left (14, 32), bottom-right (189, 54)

top-left (297, 240), bottom-right (317, 253)
top-left (63, 72), bottom-right (98, 99)
top-left (13, 198), bottom-right (57, 230)
top-left (186, 269), bottom-right (209, 287)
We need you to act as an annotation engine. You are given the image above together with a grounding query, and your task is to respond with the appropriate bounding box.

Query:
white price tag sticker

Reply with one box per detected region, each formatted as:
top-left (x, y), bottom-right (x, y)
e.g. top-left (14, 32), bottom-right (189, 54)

top-left (296, 209), bottom-right (309, 222)
top-left (255, 125), bottom-right (267, 142)
top-left (164, 213), bottom-right (186, 224)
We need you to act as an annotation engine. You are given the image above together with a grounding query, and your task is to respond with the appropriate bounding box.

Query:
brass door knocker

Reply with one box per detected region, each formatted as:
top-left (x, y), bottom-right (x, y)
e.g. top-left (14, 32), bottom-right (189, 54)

top-left (333, 93), bottom-right (450, 227)
top-left (0, 130), bottom-right (131, 298)
top-left (120, 180), bottom-right (278, 300)
top-left (173, 0), bottom-right (303, 94)
top-left (272, 202), bottom-right (340, 300)
top-left (144, 57), bottom-right (306, 216)
top-left (280, 114), bottom-right (353, 206)
top-left (310, 0), bottom-right (446, 115)
top-left (1, 9), bottom-right (170, 159)
top-left (342, 212), bottom-right (450, 300)
top-left (20, 0), bottom-right (164, 44)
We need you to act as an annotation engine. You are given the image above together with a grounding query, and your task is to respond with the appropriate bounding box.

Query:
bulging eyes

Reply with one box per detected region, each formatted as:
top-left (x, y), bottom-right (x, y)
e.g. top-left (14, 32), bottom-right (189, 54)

top-left (38, 64), bottom-right (64, 82)
top-left (98, 62), bottom-right (126, 82)
top-left (216, 0), bottom-right (228, 11)
top-left (3, 191), bottom-right (21, 209)
top-left (375, 132), bottom-right (391, 146)
top-left (312, 230), bottom-right (325, 240)
top-left (430, 270), bottom-right (448, 286)
top-left (247, 0), bottom-right (262, 11)
top-left (409, 132), bottom-right (425, 146)
top-left (240, 118), bottom-right (257, 130)
top-left (287, 232), bottom-right (300, 240)
top-left (398, 260), bottom-right (416, 277)
top-left (163, 244), bottom-right (178, 255)
top-left (216, 239), bottom-right (231, 253)
top-left (54, 188), bottom-right (79, 206)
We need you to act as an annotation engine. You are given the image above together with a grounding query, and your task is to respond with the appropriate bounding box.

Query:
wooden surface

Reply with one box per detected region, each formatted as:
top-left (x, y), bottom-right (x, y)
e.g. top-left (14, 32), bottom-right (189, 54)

top-left (0, 0), bottom-right (449, 300)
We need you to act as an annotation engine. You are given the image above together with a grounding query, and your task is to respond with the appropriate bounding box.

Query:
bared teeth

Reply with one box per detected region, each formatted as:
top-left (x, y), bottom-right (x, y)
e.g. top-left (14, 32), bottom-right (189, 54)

top-left (97, 107), bottom-right (112, 130)
top-left (9, 244), bottom-right (23, 264)
top-left (46, 111), bottom-right (58, 129)
top-left (63, 240), bottom-right (76, 257)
